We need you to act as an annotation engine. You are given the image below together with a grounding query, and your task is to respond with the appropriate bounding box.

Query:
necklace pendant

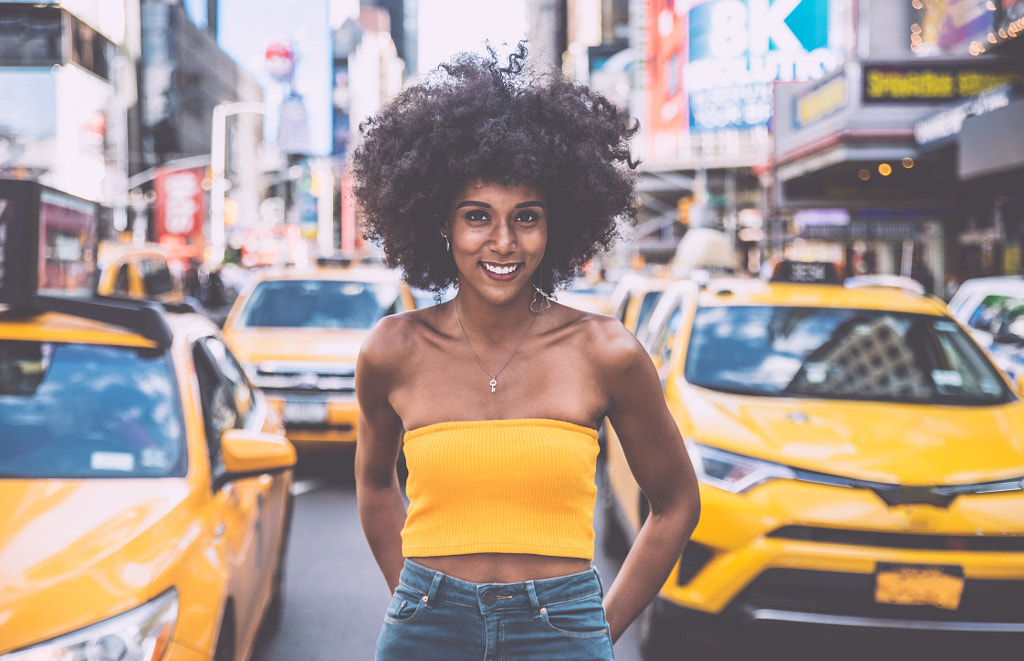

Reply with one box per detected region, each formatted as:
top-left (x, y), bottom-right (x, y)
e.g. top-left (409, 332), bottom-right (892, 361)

top-left (490, 378), bottom-right (497, 393)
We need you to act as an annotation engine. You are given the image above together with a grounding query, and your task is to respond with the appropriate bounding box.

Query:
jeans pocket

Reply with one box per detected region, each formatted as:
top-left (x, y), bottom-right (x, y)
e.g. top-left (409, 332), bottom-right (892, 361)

top-left (537, 595), bottom-right (609, 638)
top-left (383, 584), bottom-right (427, 625)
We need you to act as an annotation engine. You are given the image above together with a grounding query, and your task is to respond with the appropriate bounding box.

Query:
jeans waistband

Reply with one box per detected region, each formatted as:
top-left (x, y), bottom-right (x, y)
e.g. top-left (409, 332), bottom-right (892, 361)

top-left (399, 559), bottom-right (604, 612)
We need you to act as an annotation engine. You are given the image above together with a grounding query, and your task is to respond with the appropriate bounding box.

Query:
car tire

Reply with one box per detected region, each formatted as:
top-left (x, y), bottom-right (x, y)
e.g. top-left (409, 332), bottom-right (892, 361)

top-left (261, 493), bottom-right (294, 638)
top-left (261, 558), bottom-right (286, 635)
top-left (213, 610), bottom-right (235, 661)
top-left (638, 599), bottom-right (714, 661)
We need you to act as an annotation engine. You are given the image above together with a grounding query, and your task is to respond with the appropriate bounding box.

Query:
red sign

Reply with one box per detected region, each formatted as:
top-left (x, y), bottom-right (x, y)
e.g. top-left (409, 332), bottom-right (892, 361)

top-left (153, 167), bottom-right (205, 240)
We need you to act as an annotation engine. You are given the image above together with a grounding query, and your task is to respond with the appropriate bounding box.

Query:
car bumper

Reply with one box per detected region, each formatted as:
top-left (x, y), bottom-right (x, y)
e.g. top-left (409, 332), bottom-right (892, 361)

top-left (659, 479), bottom-right (1024, 632)
top-left (266, 395), bottom-right (358, 446)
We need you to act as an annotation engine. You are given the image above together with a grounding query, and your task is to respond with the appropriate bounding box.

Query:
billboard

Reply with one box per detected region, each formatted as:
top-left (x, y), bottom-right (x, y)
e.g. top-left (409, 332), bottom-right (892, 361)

top-left (153, 167), bottom-right (205, 241)
top-left (686, 0), bottom-right (844, 132)
top-left (218, 0), bottom-right (332, 156)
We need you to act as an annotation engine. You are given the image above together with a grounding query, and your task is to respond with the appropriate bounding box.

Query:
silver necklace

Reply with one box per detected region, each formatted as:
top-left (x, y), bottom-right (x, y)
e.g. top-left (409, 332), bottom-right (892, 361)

top-left (454, 300), bottom-right (539, 394)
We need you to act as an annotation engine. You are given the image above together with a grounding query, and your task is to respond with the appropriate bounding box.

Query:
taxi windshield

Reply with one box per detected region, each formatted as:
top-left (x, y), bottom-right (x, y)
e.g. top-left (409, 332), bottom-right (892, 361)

top-left (685, 306), bottom-right (1012, 404)
top-left (0, 341), bottom-right (187, 479)
top-left (238, 279), bottom-right (400, 329)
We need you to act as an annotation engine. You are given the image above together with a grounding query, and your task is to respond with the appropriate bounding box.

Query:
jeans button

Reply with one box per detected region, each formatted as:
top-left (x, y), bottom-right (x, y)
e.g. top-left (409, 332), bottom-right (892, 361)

top-left (481, 589), bottom-right (497, 606)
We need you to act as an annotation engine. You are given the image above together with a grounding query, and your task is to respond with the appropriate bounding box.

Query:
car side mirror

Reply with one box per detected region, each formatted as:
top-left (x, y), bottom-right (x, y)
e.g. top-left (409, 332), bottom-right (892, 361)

top-left (216, 429), bottom-right (296, 489)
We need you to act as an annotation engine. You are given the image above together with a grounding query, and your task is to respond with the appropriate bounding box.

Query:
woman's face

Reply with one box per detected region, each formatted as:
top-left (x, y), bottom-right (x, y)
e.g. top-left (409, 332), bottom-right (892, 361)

top-left (446, 179), bottom-right (548, 305)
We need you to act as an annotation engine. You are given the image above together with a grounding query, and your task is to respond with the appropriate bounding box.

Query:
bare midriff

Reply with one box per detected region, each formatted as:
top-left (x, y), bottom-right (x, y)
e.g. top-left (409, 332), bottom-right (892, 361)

top-left (410, 553), bottom-right (592, 583)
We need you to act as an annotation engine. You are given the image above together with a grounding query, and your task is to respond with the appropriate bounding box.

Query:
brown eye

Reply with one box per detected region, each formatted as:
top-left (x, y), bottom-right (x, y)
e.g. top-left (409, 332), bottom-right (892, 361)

top-left (465, 210), bottom-right (489, 222)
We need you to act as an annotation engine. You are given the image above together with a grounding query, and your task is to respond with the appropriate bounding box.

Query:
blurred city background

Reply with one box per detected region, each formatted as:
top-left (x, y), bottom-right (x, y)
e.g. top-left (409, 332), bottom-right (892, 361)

top-left (2, 0), bottom-right (1022, 298)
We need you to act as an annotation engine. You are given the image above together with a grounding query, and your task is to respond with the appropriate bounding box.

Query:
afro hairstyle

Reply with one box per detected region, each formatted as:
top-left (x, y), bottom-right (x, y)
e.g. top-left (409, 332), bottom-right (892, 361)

top-left (350, 42), bottom-right (640, 294)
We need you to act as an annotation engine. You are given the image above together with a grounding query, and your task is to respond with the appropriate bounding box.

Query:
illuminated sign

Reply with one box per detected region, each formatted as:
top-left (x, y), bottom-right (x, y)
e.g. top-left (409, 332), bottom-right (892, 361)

top-left (863, 63), bottom-right (1024, 103)
top-left (0, 179), bottom-right (97, 307)
top-left (795, 72), bottom-right (848, 127)
top-left (686, 0), bottom-right (843, 131)
top-left (914, 86), bottom-right (1014, 146)
top-left (911, 0), bottom-right (993, 56)
top-left (153, 167), bottom-right (205, 240)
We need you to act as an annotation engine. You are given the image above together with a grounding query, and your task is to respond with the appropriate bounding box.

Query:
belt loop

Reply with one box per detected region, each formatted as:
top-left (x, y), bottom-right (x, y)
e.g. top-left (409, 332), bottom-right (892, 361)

top-left (525, 580), bottom-right (541, 613)
top-left (425, 569), bottom-right (443, 609)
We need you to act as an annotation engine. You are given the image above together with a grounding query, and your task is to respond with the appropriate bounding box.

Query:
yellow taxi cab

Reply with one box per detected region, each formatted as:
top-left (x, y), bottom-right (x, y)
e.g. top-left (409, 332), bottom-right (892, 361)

top-left (607, 271), bottom-right (673, 335)
top-left (603, 263), bottom-right (1024, 657)
top-left (0, 296), bottom-right (296, 661)
top-left (222, 263), bottom-right (415, 450)
top-left (96, 241), bottom-right (185, 304)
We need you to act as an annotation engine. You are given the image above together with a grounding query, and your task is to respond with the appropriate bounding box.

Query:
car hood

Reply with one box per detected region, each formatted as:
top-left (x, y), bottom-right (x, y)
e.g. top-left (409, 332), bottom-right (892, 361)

top-left (674, 383), bottom-right (1024, 485)
top-left (226, 327), bottom-right (367, 364)
top-left (0, 479), bottom-right (191, 652)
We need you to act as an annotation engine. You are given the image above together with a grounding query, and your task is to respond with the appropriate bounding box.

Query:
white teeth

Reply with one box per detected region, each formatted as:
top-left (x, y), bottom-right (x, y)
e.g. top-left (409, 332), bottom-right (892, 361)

top-left (484, 263), bottom-right (518, 275)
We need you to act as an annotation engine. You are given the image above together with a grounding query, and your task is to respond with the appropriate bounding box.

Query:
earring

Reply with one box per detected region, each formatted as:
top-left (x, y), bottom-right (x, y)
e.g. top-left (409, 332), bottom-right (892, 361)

top-left (531, 285), bottom-right (554, 313)
top-left (440, 233), bottom-right (450, 252)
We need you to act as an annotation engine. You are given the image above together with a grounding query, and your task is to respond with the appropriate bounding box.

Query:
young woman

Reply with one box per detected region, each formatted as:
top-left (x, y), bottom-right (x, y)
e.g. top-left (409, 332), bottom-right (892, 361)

top-left (352, 43), bottom-right (700, 660)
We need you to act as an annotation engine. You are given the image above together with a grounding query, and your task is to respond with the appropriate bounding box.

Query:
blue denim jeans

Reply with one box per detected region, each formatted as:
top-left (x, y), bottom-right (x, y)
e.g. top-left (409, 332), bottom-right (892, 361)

top-left (375, 559), bottom-right (615, 661)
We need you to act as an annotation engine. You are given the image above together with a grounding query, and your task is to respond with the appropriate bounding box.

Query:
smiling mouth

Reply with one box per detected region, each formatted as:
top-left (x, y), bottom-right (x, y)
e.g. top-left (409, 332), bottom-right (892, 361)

top-left (482, 262), bottom-right (522, 276)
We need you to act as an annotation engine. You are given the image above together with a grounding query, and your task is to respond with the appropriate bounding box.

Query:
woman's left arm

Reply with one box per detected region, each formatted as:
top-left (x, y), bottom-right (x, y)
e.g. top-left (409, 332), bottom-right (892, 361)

top-left (598, 325), bottom-right (701, 643)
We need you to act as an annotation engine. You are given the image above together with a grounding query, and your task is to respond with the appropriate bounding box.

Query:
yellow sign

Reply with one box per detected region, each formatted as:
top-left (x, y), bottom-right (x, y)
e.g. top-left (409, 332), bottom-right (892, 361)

top-left (796, 75), bottom-right (847, 126)
top-left (864, 65), bottom-right (1024, 102)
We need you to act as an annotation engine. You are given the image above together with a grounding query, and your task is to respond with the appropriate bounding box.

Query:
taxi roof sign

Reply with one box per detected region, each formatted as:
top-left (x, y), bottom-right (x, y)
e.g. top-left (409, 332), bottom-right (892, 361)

top-left (770, 260), bottom-right (842, 284)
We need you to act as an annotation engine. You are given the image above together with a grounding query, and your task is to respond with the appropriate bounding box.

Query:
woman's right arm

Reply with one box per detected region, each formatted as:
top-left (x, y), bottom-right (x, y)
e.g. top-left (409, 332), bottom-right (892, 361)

top-left (354, 319), bottom-right (408, 594)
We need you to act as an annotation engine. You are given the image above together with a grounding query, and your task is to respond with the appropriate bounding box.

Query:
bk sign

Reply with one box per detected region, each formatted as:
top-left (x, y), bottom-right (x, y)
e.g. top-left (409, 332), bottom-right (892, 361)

top-left (687, 0), bottom-right (842, 131)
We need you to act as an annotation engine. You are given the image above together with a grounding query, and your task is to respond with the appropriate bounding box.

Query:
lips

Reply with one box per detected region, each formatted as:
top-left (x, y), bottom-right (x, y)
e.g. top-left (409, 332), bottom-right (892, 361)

top-left (481, 262), bottom-right (522, 279)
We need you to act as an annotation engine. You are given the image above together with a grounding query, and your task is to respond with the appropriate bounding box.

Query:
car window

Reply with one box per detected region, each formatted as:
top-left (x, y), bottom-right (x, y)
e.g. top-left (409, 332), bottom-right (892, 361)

top-left (140, 258), bottom-right (175, 297)
top-left (634, 291), bottom-right (664, 335)
top-left (193, 341), bottom-right (240, 469)
top-left (238, 279), bottom-right (401, 329)
top-left (0, 341), bottom-right (186, 478)
top-left (651, 305), bottom-right (686, 382)
top-left (114, 263), bottom-right (131, 295)
top-left (685, 306), bottom-right (1011, 404)
top-left (199, 337), bottom-right (255, 425)
top-left (967, 294), bottom-right (1024, 334)
top-left (615, 291), bottom-right (634, 324)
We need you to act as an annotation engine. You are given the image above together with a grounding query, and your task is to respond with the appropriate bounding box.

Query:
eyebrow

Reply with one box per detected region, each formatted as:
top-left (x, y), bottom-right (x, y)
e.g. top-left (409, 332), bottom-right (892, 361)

top-left (455, 200), bottom-right (546, 210)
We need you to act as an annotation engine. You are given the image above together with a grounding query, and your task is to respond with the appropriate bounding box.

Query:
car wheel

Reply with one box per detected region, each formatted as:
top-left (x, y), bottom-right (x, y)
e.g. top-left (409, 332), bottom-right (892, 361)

top-left (213, 611), bottom-right (235, 661)
top-left (261, 558), bottom-right (286, 635)
top-left (638, 599), bottom-right (714, 661)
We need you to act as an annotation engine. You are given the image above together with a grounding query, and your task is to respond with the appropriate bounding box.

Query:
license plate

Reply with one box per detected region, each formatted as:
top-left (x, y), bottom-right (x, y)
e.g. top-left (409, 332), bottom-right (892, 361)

top-left (874, 563), bottom-right (964, 610)
top-left (283, 401), bottom-right (327, 424)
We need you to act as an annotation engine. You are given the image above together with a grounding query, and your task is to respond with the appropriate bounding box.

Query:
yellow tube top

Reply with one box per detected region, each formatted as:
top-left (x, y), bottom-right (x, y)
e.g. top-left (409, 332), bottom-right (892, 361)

top-left (401, 419), bottom-right (600, 560)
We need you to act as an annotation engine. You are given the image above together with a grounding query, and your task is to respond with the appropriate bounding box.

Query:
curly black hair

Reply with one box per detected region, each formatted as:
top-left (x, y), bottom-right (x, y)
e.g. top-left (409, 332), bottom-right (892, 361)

top-left (350, 42), bottom-right (640, 294)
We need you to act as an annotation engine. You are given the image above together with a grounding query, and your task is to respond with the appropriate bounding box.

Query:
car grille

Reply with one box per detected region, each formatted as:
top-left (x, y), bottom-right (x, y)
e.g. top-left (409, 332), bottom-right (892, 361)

top-left (733, 568), bottom-right (1024, 624)
top-left (769, 526), bottom-right (1024, 552)
top-left (251, 364), bottom-right (356, 396)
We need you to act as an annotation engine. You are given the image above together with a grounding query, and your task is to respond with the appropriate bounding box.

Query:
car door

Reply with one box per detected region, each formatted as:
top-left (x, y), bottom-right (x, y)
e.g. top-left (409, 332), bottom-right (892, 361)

top-left (192, 334), bottom-right (290, 653)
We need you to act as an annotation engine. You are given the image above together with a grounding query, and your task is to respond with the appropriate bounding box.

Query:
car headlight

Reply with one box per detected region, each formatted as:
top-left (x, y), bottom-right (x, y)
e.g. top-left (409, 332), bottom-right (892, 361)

top-left (1, 589), bottom-right (177, 661)
top-left (685, 441), bottom-right (795, 493)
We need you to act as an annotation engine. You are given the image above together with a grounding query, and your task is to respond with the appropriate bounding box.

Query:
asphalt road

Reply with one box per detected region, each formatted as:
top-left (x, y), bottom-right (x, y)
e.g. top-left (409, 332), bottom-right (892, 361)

top-left (252, 450), bottom-right (1009, 661)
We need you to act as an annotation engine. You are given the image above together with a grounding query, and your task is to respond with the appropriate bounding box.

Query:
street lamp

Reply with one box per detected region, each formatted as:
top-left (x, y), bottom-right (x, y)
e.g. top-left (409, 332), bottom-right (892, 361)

top-left (210, 101), bottom-right (265, 263)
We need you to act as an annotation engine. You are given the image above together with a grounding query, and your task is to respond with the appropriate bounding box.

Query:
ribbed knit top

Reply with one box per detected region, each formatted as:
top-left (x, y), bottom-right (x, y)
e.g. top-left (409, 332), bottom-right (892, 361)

top-left (401, 419), bottom-right (600, 560)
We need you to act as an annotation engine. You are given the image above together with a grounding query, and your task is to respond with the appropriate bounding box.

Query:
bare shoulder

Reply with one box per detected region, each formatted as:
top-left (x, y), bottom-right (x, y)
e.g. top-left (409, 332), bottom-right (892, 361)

top-left (358, 308), bottom-right (432, 372)
top-left (564, 308), bottom-right (648, 373)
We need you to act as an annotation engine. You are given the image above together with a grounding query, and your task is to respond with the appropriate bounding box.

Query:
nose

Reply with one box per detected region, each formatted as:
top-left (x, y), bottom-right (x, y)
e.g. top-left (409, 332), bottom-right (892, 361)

top-left (491, 219), bottom-right (517, 253)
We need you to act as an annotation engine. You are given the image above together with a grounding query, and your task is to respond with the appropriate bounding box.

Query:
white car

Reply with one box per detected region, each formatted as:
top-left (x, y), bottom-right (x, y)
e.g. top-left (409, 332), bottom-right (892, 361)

top-left (947, 276), bottom-right (1024, 385)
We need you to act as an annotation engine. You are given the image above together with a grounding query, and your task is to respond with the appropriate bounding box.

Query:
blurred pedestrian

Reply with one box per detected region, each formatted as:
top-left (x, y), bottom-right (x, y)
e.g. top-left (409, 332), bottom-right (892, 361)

top-left (351, 43), bottom-right (700, 661)
top-left (182, 259), bottom-right (202, 301)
